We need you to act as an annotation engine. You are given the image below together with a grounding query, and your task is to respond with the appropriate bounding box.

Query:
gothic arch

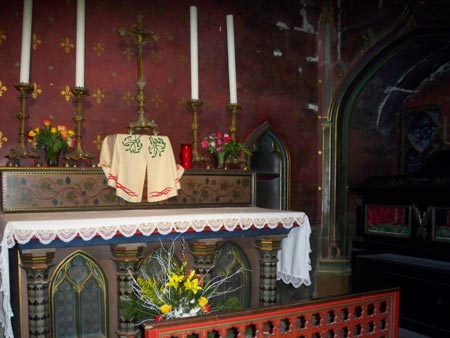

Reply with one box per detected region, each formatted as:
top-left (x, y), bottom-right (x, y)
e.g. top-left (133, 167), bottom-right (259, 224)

top-left (245, 121), bottom-right (291, 210)
top-left (51, 251), bottom-right (108, 338)
top-left (321, 7), bottom-right (450, 266)
top-left (214, 241), bottom-right (251, 308)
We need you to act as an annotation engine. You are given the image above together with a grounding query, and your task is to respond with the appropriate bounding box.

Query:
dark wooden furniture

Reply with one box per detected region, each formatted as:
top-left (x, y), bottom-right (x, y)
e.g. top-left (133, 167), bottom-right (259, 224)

top-left (352, 150), bottom-right (450, 338)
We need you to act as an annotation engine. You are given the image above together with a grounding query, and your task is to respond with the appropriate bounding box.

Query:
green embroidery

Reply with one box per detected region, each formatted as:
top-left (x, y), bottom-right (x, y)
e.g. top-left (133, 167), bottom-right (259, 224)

top-left (148, 137), bottom-right (166, 158)
top-left (122, 135), bottom-right (143, 153)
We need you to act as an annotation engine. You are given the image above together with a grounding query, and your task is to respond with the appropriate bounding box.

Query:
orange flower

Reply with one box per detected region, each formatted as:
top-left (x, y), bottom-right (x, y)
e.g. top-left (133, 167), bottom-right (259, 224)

top-left (58, 125), bottom-right (68, 140)
top-left (43, 119), bottom-right (52, 127)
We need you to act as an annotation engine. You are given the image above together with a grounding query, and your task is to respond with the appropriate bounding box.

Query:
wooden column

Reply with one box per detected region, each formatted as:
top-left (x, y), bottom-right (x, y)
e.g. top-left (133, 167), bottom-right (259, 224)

top-left (111, 244), bottom-right (145, 338)
top-left (20, 249), bottom-right (55, 338)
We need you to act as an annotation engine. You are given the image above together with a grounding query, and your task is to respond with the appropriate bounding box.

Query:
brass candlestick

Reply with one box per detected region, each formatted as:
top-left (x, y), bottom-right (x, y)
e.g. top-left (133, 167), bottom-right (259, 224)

top-left (118, 13), bottom-right (158, 135)
top-left (6, 83), bottom-right (40, 167)
top-left (64, 87), bottom-right (94, 166)
top-left (228, 103), bottom-right (241, 141)
top-left (187, 99), bottom-right (205, 163)
top-left (227, 103), bottom-right (250, 170)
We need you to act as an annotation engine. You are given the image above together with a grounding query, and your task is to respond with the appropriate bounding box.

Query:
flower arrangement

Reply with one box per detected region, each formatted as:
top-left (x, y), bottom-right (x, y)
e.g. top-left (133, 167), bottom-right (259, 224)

top-left (121, 243), bottom-right (242, 323)
top-left (201, 132), bottom-right (251, 168)
top-left (27, 119), bottom-right (75, 165)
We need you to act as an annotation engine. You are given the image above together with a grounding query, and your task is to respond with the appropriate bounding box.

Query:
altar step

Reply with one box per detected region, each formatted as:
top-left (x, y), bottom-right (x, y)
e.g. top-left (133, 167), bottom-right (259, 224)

top-left (399, 328), bottom-right (431, 338)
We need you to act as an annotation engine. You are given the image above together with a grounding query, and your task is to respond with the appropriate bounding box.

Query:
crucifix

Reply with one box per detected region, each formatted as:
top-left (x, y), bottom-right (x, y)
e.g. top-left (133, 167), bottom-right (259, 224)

top-left (118, 13), bottom-right (159, 134)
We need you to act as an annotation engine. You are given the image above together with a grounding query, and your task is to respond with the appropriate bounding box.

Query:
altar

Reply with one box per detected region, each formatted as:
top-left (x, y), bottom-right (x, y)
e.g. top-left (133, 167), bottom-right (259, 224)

top-left (0, 168), bottom-right (311, 338)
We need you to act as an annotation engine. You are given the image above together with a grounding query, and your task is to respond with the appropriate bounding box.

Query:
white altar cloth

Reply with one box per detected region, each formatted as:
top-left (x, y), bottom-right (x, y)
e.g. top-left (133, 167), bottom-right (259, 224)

top-left (0, 207), bottom-right (310, 338)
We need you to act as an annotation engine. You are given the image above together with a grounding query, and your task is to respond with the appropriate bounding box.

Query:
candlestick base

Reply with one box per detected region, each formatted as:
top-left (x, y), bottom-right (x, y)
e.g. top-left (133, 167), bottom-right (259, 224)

top-left (64, 87), bottom-right (94, 167)
top-left (128, 117), bottom-right (159, 135)
top-left (5, 83), bottom-right (40, 167)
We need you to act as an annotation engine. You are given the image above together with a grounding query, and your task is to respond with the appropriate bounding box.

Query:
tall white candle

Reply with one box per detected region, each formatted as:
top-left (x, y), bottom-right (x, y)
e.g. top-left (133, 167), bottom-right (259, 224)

top-left (75, 0), bottom-right (85, 87)
top-left (190, 6), bottom-right (199, 100)
top-left (226, 15), bottom-right (237, 104)
top-left (19, 0), bottom-right (33, 83)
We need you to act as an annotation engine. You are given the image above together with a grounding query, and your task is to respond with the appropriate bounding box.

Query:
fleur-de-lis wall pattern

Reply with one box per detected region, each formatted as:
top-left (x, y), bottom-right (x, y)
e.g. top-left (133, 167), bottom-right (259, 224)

top-left (61, 37), bottom-right (74, 54)
top-left (0, 29), bottom-right (6, 45)
top-left (93, 42), bottom-right (105, 56)
top-left (0, 131), bottom-right (8, 148)
top-left (92, 88), bottom-right (105, 104)
top-left (61, 85), bottom-right (73, 102)
top-left (0, 81), bottom-right (7, 97)
top-left (32, 33), bottom-right (41, 50)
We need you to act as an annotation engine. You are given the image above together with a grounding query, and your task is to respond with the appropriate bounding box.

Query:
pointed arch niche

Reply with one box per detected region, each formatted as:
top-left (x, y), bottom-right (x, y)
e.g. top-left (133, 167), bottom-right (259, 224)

top-left (245, 122), bottom-right (290, 210)
top-left (51, 251), bottom-right (109, 338)
top-left (319, 6), bottom-right (450, 294)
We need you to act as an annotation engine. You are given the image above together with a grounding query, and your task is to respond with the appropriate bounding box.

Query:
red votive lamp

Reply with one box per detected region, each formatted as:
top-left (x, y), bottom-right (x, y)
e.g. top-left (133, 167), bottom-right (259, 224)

top-left (180, 144), bottom-right (192, 169)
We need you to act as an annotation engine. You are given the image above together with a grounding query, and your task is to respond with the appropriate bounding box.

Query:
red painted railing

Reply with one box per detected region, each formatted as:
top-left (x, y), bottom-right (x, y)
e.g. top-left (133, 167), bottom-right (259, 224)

top-left (143, 288), bottom-right (400, 338)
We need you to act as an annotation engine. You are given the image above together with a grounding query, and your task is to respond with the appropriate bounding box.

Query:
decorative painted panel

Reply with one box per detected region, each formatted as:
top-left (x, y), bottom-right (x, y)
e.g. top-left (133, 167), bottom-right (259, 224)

top-left (433, 207), bottom-right (450, 242)
top-left (399, 105), bottom-right (441, 174)
top-left (0, 168), bottom-right (255, 212)
top-left (365, 204), bottom-right (410, 236)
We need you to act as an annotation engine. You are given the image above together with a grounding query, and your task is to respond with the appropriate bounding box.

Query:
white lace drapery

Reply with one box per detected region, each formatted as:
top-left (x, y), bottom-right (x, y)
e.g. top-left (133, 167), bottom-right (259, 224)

top-left (0, 207), bottom-right (310, 338)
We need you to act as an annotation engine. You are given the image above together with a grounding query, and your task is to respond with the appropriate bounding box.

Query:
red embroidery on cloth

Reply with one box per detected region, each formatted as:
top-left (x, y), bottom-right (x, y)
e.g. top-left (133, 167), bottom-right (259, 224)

top-left (149, 187), bottom-right (173, 198)
top-left (108, 173), bottom-right (138, 197)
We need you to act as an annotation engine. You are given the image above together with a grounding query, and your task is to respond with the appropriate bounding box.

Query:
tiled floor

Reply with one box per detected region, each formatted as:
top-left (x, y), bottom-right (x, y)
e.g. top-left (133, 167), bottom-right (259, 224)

top-left (399, 328), bottom-right (431, 338)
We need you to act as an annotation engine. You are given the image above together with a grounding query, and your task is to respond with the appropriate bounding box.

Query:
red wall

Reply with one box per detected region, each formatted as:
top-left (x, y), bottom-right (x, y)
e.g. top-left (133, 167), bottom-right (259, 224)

top-left (0, 1), bottom-right (322, 218)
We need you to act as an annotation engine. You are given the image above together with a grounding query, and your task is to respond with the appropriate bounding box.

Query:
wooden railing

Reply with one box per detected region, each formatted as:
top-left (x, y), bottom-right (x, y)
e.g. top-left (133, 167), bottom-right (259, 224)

top-left (143, 288), bottom-right (400, 338)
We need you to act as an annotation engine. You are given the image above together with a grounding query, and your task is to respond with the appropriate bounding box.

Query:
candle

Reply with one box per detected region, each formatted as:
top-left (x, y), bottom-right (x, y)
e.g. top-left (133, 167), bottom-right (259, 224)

top-left (19, 0), bottom-right (33, 83)
top-left (190, 6), bottom-right (199, 100)
top-left (75, 0), bottom-right (85, 87)
top-left (226, 14), bottom-right (237, 104)
top-left (180, 144), bottom-right (192, 169)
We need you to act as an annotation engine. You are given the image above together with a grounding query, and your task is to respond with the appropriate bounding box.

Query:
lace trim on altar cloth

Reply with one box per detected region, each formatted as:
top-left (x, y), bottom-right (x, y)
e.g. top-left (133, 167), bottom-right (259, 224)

top-left (277, 272), bottom-right (312, 288)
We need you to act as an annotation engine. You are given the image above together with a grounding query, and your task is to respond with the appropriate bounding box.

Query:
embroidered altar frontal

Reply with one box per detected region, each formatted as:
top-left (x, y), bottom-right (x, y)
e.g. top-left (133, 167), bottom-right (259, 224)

top-left (0, 168), bottom-right (255, 212)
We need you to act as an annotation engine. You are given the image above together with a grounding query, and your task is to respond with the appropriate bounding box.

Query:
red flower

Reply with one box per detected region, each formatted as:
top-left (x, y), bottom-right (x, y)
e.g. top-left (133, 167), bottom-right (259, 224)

top-left (223, 133), bottom-right (231, 143)
top-left (202, 304), bottom-right (211, 313)
top-left (154, 314), bottom-right (163, 321)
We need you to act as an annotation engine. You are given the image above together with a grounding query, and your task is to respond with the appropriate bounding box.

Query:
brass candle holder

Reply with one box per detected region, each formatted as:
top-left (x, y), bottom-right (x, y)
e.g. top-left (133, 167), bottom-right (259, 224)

top-left (227, 103), bottom-right (250, 170)
top-left (6, 82), bottom-right (40, 167)
top-left (228, 103), bottom-right (241, 141)
top-left (64, 86), bottom-right (94, 166)
top-left (187, 99), bottom-right (206, 163)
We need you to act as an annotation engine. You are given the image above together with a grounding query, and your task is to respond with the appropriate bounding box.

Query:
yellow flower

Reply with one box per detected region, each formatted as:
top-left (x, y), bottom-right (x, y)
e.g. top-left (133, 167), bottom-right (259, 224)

top-left (160, 304), bottom-right (172, 314)
top-left (166, 273), bottom-right (184, 289)
top-left (50, 127), bottom-right (57, 134)
top-left (184, 270), bottom-right (202, 294)
top-left (198, 297), bottom-right (208, 307)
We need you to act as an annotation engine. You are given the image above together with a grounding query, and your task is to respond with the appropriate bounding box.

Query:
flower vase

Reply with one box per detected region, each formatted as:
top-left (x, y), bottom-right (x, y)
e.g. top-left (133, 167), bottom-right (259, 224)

top-left (216, 152), bottom-right (227, 169)
top-left (45, 149), bottom-right (61, 167)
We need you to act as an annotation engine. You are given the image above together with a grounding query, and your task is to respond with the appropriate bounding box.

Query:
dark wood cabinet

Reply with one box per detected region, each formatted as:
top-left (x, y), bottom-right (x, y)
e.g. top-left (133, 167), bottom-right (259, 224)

top-left (352, 156), bottom-right (450, 337)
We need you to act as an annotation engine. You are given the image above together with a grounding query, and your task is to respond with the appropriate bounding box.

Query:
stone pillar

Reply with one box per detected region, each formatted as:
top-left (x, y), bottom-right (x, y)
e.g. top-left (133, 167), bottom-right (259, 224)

top-left (255, 237), bottom-right (282, 306)
top-left (317, 3), bottom-right (351, 297)
top-left (189, 239), bottom-right (220, 283)
top-left (20, 249), bottom-right (55, 338)
top-left (111, 243), bottom-right (145, 338)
